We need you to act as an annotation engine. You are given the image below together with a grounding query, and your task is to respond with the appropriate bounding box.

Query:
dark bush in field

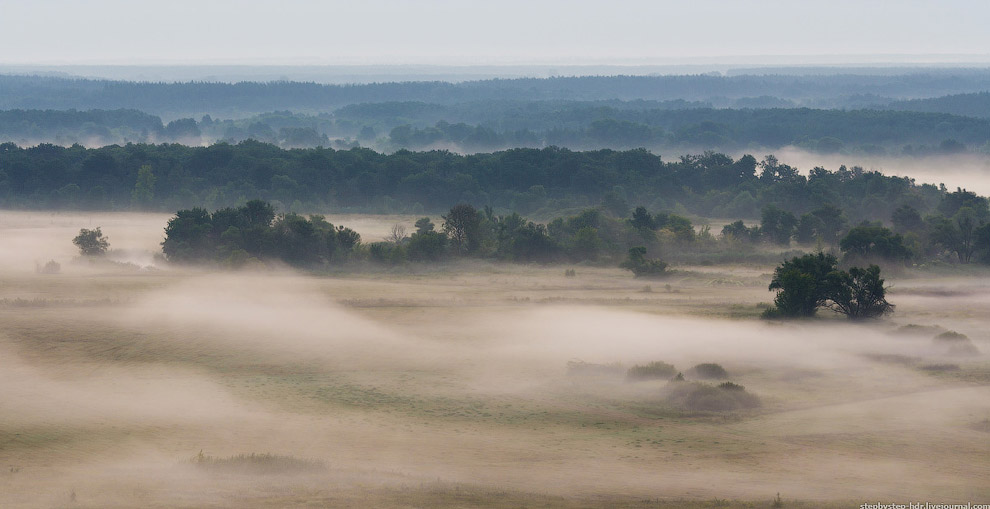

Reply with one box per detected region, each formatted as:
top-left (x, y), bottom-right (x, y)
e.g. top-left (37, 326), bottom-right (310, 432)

top-left (620, 247), bottom-right (668, 278)
top-left (37, 260), bottom-right (61, 274)
top-left (689, 363), bottom-right (728, 379)
top-left (933, 331), bottom-right (980, 356)
top-left (665, 382), bottom-right (760, 412)
top-left (626, 361), bottom-right (677, 381)
top-left (191, 451), bottom-right (325, 474)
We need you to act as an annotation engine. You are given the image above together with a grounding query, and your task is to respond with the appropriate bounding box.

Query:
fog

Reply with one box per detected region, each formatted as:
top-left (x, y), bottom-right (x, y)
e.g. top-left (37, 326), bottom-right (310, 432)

top-left (0, 210), bottom-right (171, 273)
top-left (1, 212), bottom-right (988, 507)
top-left (775, 147), bottom-right (990, 196)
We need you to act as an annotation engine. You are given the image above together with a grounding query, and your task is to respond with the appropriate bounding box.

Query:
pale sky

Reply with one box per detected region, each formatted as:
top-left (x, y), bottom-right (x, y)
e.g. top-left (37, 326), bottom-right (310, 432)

top-left (2, 0), bottom-right (989, 65)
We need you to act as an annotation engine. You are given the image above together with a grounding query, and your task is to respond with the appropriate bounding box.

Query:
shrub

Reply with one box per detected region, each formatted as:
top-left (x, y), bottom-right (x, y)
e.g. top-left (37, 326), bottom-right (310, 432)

top-left (37, 260), bottom-right (61, 274)
top-left (626, 361), bottom-right (677, 381)
top-left (191, 451), bottom-right (325, 474)
top-left (689, 363), bottom-right (728, 379)
top-left (620, 246), bottom-right (668, 278)
top-left (933, 331), bottom-right (980, 356)
top-left (665, 382), bottom-right (760, 412)
top-left (72, 227), bottom-right (109, 256)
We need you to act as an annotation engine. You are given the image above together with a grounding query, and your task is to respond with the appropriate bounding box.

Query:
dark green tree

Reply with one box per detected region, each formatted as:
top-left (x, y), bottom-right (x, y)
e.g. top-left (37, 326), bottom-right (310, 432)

top-left (72, 227), bottom-right (110, 256)
top-left (721, 220), bottom-right (757, 242)
top-left (131, 164), bottom-right (155, 208)
top-left (620, 246), bottom-right (668, 278)
top-left (414, 217), bottom-right (435, 234)
top-left (839, 224), bottom-right (912, 263)
top-left (891, 205), bottom-right (924, 233)
top-left (161, 208), bottom-right (214, 262)
top-left (442, 203), bottom-right (482, 255)
top-left (629, 206), bottom-right (655, 231)
top-left (406, 229), bottom-right (447, 261)
top-left (810, 204), bottom-right (847, 244)
top-left (929, 211), bottom-right (979, 263)
top-left (765, 252), bottom-right (838, 317)
top-left (795, 213), bottom-right (824, 244)
top-left (760, 205), bottom-right (797, 245)
top-left (824, 265), bottom-right (894, 319)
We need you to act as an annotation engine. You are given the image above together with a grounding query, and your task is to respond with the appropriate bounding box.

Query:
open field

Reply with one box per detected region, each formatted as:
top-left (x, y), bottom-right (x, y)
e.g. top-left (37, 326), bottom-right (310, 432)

top-left (1, 211), bottom-right (989, 508)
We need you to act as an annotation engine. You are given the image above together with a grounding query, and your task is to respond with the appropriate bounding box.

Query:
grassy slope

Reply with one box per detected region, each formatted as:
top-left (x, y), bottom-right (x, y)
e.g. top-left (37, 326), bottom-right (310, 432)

top-left (0, 262), bottom-right (988, 507)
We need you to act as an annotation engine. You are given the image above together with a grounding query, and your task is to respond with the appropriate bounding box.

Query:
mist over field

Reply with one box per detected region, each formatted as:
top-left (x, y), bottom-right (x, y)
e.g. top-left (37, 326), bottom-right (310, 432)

top-left (1, 213), bottom-right (988, 507)
top-left (776, 148), bottom-right (990, 195)
top-left (4, 0), bottom-right (990, 504)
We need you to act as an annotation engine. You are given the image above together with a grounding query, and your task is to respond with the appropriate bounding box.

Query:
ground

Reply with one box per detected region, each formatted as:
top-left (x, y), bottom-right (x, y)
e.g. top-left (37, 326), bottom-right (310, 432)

top-left (0, 211), bottom-right (988, 508)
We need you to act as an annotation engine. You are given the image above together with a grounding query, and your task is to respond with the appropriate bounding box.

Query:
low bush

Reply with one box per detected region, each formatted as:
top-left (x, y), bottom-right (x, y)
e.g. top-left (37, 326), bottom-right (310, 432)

top-left (664, 382), bottom-right (760, 412)
top-left (933, 331), bottom-right (980, 356)
top-left (37, 259), bottom-right (61, 274)
top-left (626, 361), bottom-right (677, 381)
top-left (191, 451), bottom-right (326, 474)
top-left (689, 363), bottom-right (728, 379)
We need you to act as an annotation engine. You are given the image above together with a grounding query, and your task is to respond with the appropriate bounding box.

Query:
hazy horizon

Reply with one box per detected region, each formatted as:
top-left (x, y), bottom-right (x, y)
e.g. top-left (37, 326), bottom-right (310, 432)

top-left (3, 0), bottom-right (990, 67)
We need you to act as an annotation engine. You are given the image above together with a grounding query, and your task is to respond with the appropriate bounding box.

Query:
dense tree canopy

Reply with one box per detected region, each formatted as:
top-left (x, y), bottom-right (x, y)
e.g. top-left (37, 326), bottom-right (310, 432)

top-left (0, 142), bottom-right (947, 226)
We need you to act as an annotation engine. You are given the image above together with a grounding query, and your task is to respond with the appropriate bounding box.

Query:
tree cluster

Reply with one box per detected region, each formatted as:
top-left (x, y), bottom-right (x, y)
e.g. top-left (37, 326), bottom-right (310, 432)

top-left (764, 253), bottom-right (893, 320)
top-left (714, 187), bottom-right (990, 267)
top-left (161, 199), bottom-right (361, 267)
top-left (158, 199), bottom-right (703, 269)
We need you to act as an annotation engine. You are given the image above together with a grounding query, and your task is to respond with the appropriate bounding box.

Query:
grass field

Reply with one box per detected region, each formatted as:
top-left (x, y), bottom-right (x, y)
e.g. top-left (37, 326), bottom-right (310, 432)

top-left (1, 210), bottom-right (988, 508)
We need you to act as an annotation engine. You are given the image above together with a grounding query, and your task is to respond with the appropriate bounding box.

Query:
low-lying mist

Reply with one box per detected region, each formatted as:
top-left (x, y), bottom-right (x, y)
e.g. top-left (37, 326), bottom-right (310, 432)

top-left (774, 147), bottom-right (990, 195)
top-left (0, 210), bottom-right (170, 273)
top-left (2, 213), bottom-right (989, 506)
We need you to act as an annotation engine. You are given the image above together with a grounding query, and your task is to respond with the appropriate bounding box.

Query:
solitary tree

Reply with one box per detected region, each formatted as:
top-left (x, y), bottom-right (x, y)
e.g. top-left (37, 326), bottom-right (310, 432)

top-left (72, 227), bottom-right (109, 256)
top-left (824, 265), bottom-right (894, 319)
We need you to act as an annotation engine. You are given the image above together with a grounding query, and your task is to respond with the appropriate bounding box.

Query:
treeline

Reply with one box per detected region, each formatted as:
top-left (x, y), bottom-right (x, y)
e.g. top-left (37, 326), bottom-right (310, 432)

top-left (161, 191), bottom-right (990, 272)
top-left (724, 188), bottom-right (990, 266)
top-left (0, 142), bottom-right (946, 223)
top-left (4, 103), bottom-right (988, 155)
top-left (379, 107), bottom-right (990, 154)
top-left (160, 200), bottom-right (727, 269)
top-left (887, 92), bottom-right (990, 120)
top-left (5, 72), bottom-right (990, 117)
top-left (0, 109), bottom-right (214, 146)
